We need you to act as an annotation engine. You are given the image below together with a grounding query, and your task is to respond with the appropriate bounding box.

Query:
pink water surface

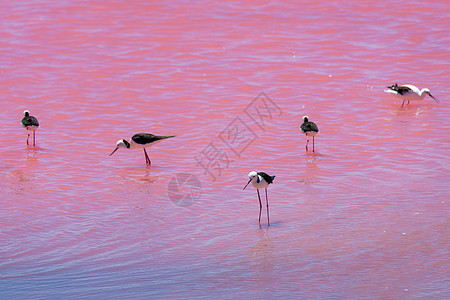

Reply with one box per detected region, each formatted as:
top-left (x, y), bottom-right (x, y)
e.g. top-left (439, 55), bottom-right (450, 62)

top-left (1, 0), bottom-right (449, 298)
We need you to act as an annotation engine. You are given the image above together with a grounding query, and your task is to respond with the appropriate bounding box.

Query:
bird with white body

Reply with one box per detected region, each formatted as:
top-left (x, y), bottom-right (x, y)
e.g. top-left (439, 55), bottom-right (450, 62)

top-left (109, 133), bottom-right (175, 167)
top-left (21, 110), bottom-right (39, 147)
top-left (384, 83), bottom-right (439, 107)
top-left (243, 171), bottom-right (275, 227)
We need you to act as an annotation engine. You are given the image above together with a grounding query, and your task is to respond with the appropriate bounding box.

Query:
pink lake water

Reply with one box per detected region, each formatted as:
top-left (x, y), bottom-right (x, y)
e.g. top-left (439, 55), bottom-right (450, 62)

top-left (1, 0), bottom-right (449, 298)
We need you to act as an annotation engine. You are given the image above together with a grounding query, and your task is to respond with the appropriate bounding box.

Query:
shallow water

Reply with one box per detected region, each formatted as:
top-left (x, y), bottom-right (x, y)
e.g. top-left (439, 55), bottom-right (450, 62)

top-left (1, 0), bottom-right (449, 299)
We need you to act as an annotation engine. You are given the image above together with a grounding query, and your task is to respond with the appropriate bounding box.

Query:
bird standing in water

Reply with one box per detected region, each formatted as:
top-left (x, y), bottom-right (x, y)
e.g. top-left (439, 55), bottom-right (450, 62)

top-left (384, 83), bottom-right (439, 107)
top-left (243, 171), bottom-right (275, 227)
top-left (109, 133), bottom-right (175, 167)
top-left (21, 110), bottom-right (39, 147)
top-left (300, 115), bottom-right (319, 152)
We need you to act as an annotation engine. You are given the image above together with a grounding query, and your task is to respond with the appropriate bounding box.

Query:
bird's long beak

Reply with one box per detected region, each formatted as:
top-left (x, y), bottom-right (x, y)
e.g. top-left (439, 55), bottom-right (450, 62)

top-left (429, 93), bottom-right (440, 103)
top-left (109, 147), bottom-right (119, 156)
top-left (243, 179), bottom-right (252, 190)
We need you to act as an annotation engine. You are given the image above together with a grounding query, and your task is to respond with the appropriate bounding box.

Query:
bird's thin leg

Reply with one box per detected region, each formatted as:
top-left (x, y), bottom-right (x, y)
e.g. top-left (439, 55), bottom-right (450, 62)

top-left (312, 136), bottom-right (315, 152)
top-left (305, 137), bottom-right (309, 151)
top-left (26, 131), bottom-right (30, 146)
top-left (33, 131), bottom-right (36, 147)
top-left (401, 100), bottom-right (405, 107)
top-left (145, 149), bottom-right (151, 166)
top-left (257, 189), bottom-right (262, 228)
top-left (265, 188), bottom-right (270, 226)
top-left (407, 100), bottom-right (410, 105)
top-left (143, 148), bottom-right (151, 167)
top-left (143, 149), bottom-right (147, 165)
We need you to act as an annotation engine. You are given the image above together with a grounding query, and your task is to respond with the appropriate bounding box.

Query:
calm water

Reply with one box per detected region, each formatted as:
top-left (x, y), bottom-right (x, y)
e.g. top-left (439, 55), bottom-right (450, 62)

top-left (1, 0), bottom-right (449, 299)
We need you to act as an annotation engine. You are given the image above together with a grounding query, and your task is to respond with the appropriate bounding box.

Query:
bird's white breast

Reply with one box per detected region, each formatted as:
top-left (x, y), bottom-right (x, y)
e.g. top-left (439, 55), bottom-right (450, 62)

top-left (130, 139), bottom-right (163, 149)
top-left (24, 125), bottom-right (38, 131)
top-left (304, 131), bottom-right (318, 137)
top-left (251, 176), bottom-right (269, 189)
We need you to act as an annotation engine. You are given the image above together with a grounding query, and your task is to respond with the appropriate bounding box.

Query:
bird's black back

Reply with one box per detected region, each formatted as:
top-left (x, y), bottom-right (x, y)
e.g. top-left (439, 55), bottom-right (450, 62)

top-left (301, 121), bottom-right (318, 133)
top-left (396, 86), bottom-right (412, 95)
top-left (387, 83), bottom-right (411, 95)
top-left (132, 133), bottom-right (175, 145)
top-left (21, 116), bottom-right (39, 127)
top-left (257, 172), bottom-right (275, 184)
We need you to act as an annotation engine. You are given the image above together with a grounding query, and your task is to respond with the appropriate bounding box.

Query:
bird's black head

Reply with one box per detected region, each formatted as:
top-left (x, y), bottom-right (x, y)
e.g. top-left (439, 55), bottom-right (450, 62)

top-left (302, 115), bottom-right (309, 122)
top-left (23, 110), bottom-right (30, 117)
top-left (387, 83), bottom-right (398, 89)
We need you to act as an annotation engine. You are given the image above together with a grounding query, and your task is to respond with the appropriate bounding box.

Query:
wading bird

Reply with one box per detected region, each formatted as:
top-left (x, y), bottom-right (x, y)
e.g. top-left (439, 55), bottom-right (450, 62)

top-left (243, 171), bottom-right (275, 227)
top-left (109, 133), bottom-right (175, 167)
top-left (300, 115), bottom-right (319, 152)
top-left (21, 110), bottom-right (39, 147)
top-left (384, 83), bottom-right (439, 107)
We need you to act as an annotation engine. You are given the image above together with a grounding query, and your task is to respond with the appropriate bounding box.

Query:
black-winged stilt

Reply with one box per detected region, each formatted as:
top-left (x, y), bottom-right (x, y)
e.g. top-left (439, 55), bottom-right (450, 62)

top-left (243, 171), bottom-right (275, 227)
top-left (384, 83), bottom-right (439, 107)
top-left (21, 110), bottom-right (39, 147)
top-left (109, 133), bottom-right (175, 167)
top-left (300, 116), bottom-right (319, 152)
